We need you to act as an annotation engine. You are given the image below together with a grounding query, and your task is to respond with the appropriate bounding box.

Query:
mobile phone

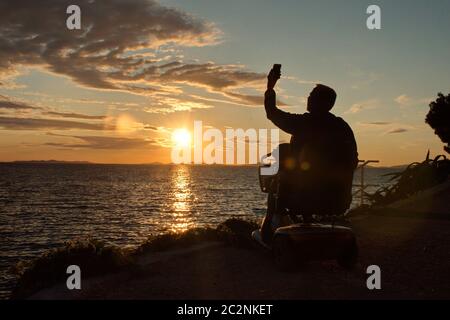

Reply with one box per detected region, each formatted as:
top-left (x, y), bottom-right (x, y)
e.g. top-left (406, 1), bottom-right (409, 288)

top-left (272, 64), bottom-right (281, 80)
top-left (273, 64), bottom-right (282, 74)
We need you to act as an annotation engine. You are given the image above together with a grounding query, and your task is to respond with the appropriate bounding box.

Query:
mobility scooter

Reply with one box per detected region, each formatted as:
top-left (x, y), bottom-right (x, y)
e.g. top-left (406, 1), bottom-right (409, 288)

top-left (252, 143), bottom-right (358, 270)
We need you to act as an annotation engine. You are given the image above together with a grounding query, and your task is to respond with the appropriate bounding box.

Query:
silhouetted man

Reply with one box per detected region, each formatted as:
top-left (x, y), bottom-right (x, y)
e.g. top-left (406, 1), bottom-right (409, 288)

top-left (260, 67), bottom-right (358, 243)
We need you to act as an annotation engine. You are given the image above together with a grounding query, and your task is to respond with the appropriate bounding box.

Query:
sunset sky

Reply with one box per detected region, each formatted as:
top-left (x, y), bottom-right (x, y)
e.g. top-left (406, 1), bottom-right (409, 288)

top-left (0, 0), bottom-right (449, 165)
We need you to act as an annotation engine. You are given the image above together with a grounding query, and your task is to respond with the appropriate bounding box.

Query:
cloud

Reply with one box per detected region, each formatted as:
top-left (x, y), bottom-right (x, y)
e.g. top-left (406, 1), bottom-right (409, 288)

top-left (143, 96), bottom-right (214, 114)
top-left (346, 104), bottom-right (365, 114)
top-left (0, 103), bottom-right (165, 132)
top-left (45, 135), bottom-right (155, 150)
top-left (357, 122), bottom-right (414, 135)
top-left (395, 94), bottom-right (432, 107)
top-left (157, 63), bottom-right (264, 92)
top-left (345, 99), bottom-right (378, 114)
top-left (394, 95), bottom-right (411, 106)
top-left (387, 128), bottom-right (408, 134)
top-left (0, 95), bottom-right (113, 125)
top-left (22, 92), bottom-right (140, 107)
top-left (143, 125), bottom-right (159, 131)
top-left (43, 111), bottom-right (107, 120)
top-left (0, 0), bottom-right (219, 73)
top-left (365, 122), bottom-right (391, 125)
top-left (0, 0), bottom-right (268, 111)
top-left (223, 91), bottom-right (288, 107)
top-left (0, 116), bottom-right (111, 130)
top-left (0, 99), bottom-right (42, 110)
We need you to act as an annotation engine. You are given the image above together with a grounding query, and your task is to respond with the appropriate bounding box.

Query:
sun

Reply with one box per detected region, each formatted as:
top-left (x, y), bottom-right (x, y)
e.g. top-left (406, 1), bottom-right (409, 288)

top-left (172, 128), bottom-right (191, 147)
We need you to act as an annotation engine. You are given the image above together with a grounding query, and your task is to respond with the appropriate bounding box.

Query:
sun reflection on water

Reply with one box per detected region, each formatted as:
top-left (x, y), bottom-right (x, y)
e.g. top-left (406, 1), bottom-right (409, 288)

top-left (169, 165), bottom-right (195, 233)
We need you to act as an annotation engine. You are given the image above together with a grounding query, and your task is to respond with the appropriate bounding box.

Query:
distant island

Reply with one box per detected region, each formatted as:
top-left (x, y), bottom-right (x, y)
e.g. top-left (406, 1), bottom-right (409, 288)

top-left (6, 160), bottom-right (93, 164)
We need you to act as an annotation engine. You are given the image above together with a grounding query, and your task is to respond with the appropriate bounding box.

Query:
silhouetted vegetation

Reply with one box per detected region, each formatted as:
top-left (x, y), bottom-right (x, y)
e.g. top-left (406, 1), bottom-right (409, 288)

top-left (363, 93), bottom-right (450, 207)
top-left (216, 218), bottom-right (259, 248)
top-left (366, 152), bottom-right (449, 206)
top-left (10, 219), bottom-right (259, 299)
top-left (135, 227), bottom-right (221, 254)
top-left (426, 93), bottom-right (450, 154)
top-left (10, 239), bottom-right (132, 299)
top-left (135, 218), bottom-right (259, 254)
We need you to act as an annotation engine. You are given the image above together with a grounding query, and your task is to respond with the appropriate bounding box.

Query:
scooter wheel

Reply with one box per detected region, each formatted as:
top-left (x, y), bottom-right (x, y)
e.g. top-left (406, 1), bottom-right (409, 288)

top-left (272, 234), bottom-right (296, 272)
top-left (337, 238), bottom-right (358, 270)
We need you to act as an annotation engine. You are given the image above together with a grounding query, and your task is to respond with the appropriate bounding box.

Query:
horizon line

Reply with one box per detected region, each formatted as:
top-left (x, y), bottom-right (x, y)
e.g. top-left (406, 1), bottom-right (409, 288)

top-left (0, 159), bottom-right (407, 168)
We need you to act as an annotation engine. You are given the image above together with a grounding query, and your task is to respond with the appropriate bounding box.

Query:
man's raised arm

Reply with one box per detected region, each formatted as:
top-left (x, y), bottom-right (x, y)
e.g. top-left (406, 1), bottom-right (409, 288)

top-left (265, 88), bottom-right (302, 135)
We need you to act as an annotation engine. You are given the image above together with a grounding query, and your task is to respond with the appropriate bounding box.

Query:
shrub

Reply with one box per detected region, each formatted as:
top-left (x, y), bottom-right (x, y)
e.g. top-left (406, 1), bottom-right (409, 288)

top-left (134, 218), bottom-right (260, 254)
top-left (10, 239), bottom-right (132, 299)
top-left (426, 93), bottom-right (450, 154)
top-left (366, 152), bottom-right (450, 206)
top-left (134, 227), bottom-right (221, 254)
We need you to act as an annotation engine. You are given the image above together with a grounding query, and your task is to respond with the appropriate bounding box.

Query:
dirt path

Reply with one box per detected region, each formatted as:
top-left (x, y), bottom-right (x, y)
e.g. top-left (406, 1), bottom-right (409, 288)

top-left (30, 212), bottom-right (450, 300)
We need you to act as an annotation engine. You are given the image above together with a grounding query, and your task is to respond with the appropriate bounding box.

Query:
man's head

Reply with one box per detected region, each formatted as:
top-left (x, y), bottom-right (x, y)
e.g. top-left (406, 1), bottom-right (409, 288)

top-left (307, 84), bottom-right (337, 114)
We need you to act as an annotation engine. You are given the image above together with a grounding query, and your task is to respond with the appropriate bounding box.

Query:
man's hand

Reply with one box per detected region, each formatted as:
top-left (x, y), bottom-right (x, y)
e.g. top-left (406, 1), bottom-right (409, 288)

top-left (267, 66), bottom-right (281, 90)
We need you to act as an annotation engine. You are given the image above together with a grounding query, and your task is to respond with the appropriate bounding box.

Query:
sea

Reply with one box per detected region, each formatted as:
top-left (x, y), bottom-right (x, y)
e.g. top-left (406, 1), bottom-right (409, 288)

top-left (0, 163), bottom-right (400, 299)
